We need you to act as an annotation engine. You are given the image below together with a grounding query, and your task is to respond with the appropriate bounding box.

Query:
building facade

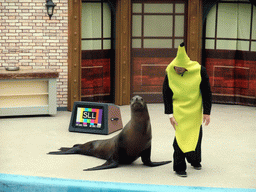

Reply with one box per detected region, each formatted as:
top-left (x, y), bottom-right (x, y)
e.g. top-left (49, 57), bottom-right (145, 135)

top-left (0, 0), bottom-right (68, 108)
top-left (1, 0), bottom-right (255, 111)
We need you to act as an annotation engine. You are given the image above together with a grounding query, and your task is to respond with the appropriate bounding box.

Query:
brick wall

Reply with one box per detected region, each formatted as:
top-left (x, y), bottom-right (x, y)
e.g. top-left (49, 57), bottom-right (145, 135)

top-left (0, 0), bottom-right (68, 108)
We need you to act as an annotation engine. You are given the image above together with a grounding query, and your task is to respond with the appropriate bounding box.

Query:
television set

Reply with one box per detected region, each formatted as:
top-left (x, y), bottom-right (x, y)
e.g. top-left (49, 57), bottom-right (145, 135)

top-left (69, 101), bottom-right (123, 135)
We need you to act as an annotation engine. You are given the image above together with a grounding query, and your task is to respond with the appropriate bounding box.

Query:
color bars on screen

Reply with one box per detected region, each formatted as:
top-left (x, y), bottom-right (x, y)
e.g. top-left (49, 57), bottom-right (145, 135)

top-left (76, 108), bottom-right (103, 128)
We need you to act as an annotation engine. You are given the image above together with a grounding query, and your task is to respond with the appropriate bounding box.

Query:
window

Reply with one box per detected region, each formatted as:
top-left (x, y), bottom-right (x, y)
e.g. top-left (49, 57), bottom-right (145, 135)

top-left (81, 1), bottom-right (111, 50)
top-left (132, 2), bottom-right (186, 49)
top-left (205, 1), bottom-right (256, 51)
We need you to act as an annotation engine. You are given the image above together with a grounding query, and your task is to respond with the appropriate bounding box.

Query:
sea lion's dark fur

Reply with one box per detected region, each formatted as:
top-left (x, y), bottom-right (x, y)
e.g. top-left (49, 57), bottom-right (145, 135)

top-left (48, 95), bottom-right (171, 171)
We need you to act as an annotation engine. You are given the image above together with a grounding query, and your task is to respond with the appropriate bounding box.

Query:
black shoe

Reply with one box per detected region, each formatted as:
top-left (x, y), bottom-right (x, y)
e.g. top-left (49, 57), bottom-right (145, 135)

top-left (192, 164), bottom-right (202, 170)
top-left (175, 171), bottom-right (187, 177)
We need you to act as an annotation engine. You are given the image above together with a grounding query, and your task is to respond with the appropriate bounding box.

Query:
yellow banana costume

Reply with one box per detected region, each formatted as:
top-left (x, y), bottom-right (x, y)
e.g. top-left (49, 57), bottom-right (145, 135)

top-left (166, 45), bottom-right (203, 153)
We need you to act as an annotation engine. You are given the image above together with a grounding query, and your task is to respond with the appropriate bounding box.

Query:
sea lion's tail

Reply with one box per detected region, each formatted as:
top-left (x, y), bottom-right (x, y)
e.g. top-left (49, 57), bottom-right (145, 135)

top-left (47, 144), bottom-right (81, 155)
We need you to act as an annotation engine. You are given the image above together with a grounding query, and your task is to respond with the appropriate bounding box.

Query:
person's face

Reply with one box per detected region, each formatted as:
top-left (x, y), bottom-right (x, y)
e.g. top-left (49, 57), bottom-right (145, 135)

top-left (174, 66), bottom-right (186, 75)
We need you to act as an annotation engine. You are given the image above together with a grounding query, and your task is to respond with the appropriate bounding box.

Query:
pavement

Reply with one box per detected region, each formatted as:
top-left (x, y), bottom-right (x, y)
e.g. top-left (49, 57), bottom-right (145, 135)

top-left (0, 103), bottom-right (255, 190)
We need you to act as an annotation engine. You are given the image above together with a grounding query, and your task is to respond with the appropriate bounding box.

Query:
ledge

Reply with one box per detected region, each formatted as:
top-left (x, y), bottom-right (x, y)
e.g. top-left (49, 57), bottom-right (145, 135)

top-left (0, 173), bottom-right (254, 192)
top-left (0, 69), bottom-right (59, 80)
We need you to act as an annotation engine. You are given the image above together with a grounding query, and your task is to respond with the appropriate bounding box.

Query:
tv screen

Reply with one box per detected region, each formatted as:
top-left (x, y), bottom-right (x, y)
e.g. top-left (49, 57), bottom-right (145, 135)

top-left (75, 106), bottom-right (103, 129)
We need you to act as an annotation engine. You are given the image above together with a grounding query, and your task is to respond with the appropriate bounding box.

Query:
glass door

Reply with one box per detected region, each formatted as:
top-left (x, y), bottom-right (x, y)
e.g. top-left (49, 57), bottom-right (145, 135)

top-left (81, 0), bottom-right (115, 103)
top-left (203, 1), bottom-right (256, 106)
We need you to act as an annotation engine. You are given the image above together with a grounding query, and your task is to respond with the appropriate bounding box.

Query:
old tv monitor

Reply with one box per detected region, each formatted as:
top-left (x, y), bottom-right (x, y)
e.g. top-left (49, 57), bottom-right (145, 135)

top-left (69, 101), bottom-right (123, 135)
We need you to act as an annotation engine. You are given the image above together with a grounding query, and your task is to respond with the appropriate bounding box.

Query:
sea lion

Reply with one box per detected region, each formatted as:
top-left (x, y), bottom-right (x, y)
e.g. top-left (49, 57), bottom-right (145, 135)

top-left (48, 95), bottom-right (171, 171)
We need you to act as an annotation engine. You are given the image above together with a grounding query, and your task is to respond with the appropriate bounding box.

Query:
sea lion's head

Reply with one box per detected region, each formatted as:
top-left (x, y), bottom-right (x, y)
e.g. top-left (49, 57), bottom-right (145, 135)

top-left (130, 95), bottom-right (147, 112)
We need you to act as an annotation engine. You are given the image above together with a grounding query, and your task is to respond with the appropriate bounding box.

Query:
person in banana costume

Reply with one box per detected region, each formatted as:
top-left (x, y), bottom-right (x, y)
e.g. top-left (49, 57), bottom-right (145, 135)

top-left (163, 42), bottom-right (212, 177)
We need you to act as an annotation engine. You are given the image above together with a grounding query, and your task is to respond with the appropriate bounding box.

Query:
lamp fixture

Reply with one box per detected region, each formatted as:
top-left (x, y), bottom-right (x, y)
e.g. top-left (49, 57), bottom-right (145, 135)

top-left (45, 0), bottom-right (56, 20)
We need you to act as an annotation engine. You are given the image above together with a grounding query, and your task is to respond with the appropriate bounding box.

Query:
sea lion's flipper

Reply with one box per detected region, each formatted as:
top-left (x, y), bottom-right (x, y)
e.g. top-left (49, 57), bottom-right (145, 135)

top-left (83, 160), bottom-right (119, 171)
top-left (58, 147), bottom-right (71, 151)
top-left (47, 146), bottom-right (81, 155)
top-left (144, 160), bottom-right (172, 167)
top-left (141, 147), bottom-right (172, 167)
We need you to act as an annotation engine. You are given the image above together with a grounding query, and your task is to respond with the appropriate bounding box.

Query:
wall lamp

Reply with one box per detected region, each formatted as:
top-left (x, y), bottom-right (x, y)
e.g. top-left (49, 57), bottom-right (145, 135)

top-left (45, 0), bottom-right (56, 20)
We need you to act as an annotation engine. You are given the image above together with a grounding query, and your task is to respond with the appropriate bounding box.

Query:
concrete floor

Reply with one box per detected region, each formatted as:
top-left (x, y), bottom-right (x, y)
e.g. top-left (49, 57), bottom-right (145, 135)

top-left (0, 104), bottom-right (255, 189)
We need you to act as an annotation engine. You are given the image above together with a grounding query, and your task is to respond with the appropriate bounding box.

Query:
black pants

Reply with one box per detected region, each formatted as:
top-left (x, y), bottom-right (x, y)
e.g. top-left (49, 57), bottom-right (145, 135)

top-left (173, 126), bottom-right (203, 172)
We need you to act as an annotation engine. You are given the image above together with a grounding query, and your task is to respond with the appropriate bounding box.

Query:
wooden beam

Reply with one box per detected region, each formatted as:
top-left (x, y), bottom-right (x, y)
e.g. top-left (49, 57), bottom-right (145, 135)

top-left (68, 0), bottom-right (81, 111)
top-left (187, 0), bottom-right (203, 64)
top-left (115, 0), bottom-right (131, 105)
